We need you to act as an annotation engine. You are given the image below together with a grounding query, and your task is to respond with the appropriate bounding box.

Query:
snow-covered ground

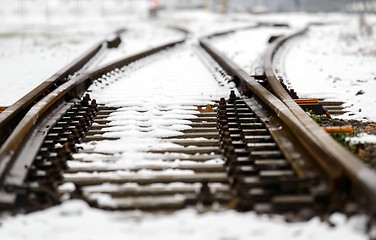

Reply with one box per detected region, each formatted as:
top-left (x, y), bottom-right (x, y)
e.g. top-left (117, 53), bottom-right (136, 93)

top-left (0, 2), bottom-right (253, 107)
top-left (210, 26), bottom-right (292, 75)
top-left (0, 0), bottom-right (154, 107)
top-left (209, 13), bottom-right (376, 145)
top-left (274, 15), bottom-right (376, 145)
top-left (0, 0), bottom-right (149, 106)
top-left (0, 1), bottom-right (374, 239)
top-left (99, 23), bottom-right (186, 66)
top-left (205, 12), bottom-right (376, 122)
top-left (278, 16), bottom-right (376, 121)
top-left (0, 25), bottom-right (107, 106)
top-left (68, 44), bottom-right (233, 209)
top-left (0, 200), bottom-right (368, 240)
top-left (157, 10), bottom-right (256, 37)
top-left (207, 13), bottom-right (376, 121)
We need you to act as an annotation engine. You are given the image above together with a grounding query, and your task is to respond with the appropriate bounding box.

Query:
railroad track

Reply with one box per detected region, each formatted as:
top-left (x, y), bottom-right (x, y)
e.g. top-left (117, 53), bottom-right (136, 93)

top-left (0, 23), bottom-right (375, 225)
top-left (262, 27), bottom-right (376, 213)
top-left (266, 26), bottom-right (348, 116)
top-left (0, 29), bottom-right (124, 146)
top-left (201, 26), bottom-right (376, 215)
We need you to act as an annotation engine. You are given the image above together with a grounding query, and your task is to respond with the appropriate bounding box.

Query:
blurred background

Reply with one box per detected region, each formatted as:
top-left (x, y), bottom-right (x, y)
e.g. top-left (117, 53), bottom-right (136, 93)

top-left (0, 0), bottom-right (376, 20)
top-left (216, 0), bottom-right (376, 13)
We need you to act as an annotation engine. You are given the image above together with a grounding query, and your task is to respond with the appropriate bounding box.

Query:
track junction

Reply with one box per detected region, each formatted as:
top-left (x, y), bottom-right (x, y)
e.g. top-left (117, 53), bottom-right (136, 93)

top-left (0, 22), bottom-right (375, 231)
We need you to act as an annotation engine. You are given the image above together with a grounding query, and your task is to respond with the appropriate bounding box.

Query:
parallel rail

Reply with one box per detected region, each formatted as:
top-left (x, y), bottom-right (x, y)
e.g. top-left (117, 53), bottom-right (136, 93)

top-left (1, 22), bottom-right (376, 220)
top-left (200, 27), bottom-right (376, 215)
top-left (263, 28), bottom-right (376, 214)
top-left (0, 37), bottom-right (186, 209)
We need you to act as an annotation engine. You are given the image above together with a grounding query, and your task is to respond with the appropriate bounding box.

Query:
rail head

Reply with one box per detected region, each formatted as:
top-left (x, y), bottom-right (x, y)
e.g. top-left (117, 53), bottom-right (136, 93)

top-left (0, 29), bottom-right (128, 146)
top-left (90, 38), bottom-right (187, 78)
top-left (0, 48), bottom-right (102, 144)
top-left (0, 37), bottom-right (187, 210)
top-left (200, 39), bottom-right (342, 177)
top-left (200, 30), bottom-right (376, 215)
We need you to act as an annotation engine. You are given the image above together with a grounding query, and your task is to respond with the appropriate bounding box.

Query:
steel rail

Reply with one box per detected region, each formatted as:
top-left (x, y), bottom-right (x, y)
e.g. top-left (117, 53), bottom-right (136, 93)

top-left (264, 27), bottom-right (376, 213)
top-left (0, 32), bottom-right (123, 146)
top-left (199, 39), bottom-right (340, 180)
top-left (0, 38), bottom-right (186, 209)
top-left (200, 29), bottom-right (376, 214)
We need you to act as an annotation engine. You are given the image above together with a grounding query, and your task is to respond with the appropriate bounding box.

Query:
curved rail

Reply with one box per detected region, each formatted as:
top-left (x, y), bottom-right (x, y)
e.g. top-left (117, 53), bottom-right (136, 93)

top-left (0, 37), bottom-right (186, 209)
top-left (200, 27), bottom-right (376, 215)
top-left (0, 32), bottom-right (123, 146)
top-left (264, 27), bottom-right (376, 213)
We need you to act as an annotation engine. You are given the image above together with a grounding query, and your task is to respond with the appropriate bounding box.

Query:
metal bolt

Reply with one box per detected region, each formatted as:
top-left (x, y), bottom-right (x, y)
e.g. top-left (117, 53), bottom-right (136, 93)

top-left (229, 90), bottom-right (236, 103)
top-left (219, 98), bottom-right (226, 110)
top-left (67, 135), bottom-right (78, 153)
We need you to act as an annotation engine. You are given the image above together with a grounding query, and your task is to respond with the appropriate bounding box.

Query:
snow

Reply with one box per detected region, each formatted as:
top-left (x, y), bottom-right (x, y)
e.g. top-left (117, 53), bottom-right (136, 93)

top-left (278, 15), bottom-right (376, 121)
top-left (0, 0), bottom-right (182, 106)
top-left (50, 42), bottom-right (234, 214)
top-left (99, 23), bottom-right (186, 66)
top-left (71, 45), bottom-right (232, 184)
top-left (210, 26), bottom-right (292, 75)
top-left (0, 2), bottom-right (373, 239)
top-left (0, 26), bottom-right (104, 106)
top-left (90, 45), bottom-right (233, 106)
top-left (209, 13), bottom-right (376, 144)
top-left (274, 15), bottom-right (376, 144)
top-left (205, 13), bottom-right (376, 121)
top-left (0, 200), bottom-right (368, 240)
top-left (348, 133), bottom-right (376, 144)
top-left (157, 9), bottom-right (257, 36)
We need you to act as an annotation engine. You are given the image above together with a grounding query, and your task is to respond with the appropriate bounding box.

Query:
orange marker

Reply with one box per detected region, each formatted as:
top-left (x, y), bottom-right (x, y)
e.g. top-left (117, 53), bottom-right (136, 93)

top-left (295, 99), bottom-right (320, 105)
top-left (324, 126), bottom-right (354, 134)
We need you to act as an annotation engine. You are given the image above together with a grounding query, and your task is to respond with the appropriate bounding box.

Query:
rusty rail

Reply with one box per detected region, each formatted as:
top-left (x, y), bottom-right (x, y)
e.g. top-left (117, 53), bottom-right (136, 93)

top-left (200, 27), bottom-right (376, 215)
